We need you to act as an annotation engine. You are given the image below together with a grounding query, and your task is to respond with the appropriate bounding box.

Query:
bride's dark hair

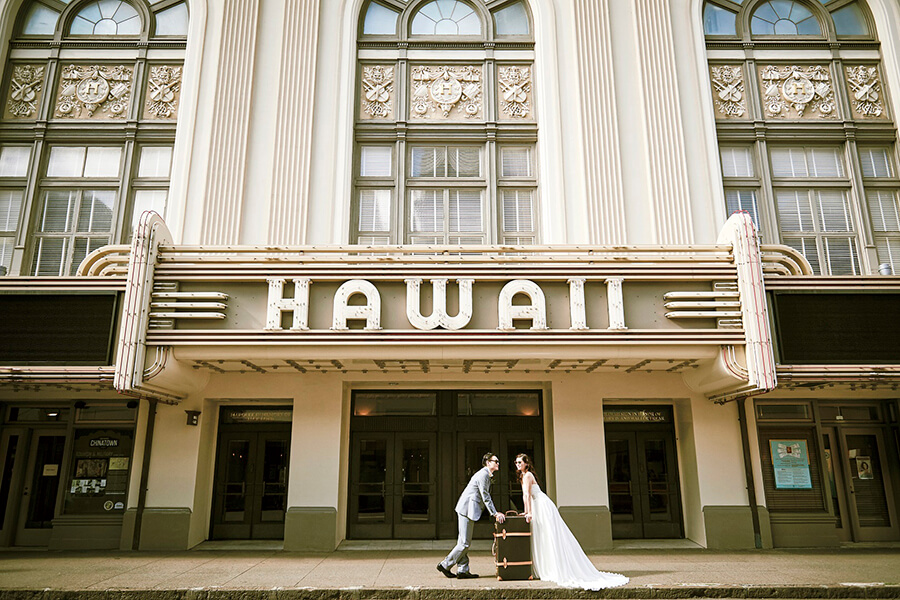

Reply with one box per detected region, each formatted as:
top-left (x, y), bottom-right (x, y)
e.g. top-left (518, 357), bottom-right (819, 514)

top-left (516, 453), bottom-right (539, 485)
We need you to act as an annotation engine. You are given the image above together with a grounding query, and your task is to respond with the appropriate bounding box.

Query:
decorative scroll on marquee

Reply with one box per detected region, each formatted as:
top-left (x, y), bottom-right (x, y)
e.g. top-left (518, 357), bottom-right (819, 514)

top-left (5, 64), bottom-right (44, 119)
top-left (759, 65), bottom-right (836, 119)
top-left (55, 64), bottom-right (133, 119)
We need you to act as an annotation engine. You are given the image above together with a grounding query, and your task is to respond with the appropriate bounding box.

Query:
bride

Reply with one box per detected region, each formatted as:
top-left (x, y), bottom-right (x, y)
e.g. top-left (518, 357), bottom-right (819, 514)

top-left (516, 453), bottom-right (629, 590)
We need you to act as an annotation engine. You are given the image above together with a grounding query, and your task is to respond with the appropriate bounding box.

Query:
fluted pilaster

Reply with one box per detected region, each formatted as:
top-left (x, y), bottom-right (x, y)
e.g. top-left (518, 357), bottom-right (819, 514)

top-left (268, 0), bottom-right (321, 245)
top-left (634, 0), bottom-right (694, 244)
top-left (200, 0), bottom-right (260, 244)
top-left (574, 0), bottom-right (626, 245)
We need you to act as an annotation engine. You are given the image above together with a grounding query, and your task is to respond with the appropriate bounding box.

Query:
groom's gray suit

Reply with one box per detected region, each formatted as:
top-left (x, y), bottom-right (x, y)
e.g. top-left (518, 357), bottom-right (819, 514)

top-left (440, 466), bottom-right (499, 574)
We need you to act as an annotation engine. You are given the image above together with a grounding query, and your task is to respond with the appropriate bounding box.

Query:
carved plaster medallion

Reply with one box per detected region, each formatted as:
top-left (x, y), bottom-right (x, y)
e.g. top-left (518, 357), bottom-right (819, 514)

top-left (759, 65), bottom-right (836, 119)
top-left (845, 65), bottom-right (886, 119)
top-left (55, 64), bottom-right (133, 119)
top-left (360, 65), bottom-right (394, 120)
top-left (709, 65), bottom-right (745, 119)
top-left (5, 64), bottom-right (44, 119)
top-left (410, 65), bottom-right (482, 119)
top-left (145, 65), bottom-right (182, 119)
top-left (498, 65), bottom-right (532, 119)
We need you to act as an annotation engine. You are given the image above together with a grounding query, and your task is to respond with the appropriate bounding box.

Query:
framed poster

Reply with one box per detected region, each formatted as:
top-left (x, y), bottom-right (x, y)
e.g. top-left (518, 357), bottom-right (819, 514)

top-left (770, 439), bottom-right (812, 489)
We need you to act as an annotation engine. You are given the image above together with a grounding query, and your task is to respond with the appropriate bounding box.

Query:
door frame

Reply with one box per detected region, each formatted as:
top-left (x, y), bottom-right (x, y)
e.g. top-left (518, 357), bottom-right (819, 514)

top-left (12, 428), bottom-right (69, 546)
top-left (836, 427), bottom-right (899, 542)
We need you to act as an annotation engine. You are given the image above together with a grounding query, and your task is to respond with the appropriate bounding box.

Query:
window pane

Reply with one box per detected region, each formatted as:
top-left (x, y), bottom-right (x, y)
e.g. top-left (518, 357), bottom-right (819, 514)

top-left (155, 2), bottom-right (188, 36)
top-left (137, 147), bottom-right (173, 178)
top-left (357, 235), bottom-right (390, 245)
top-left (771, 148), bottom-right (808, 177)
top-left (70, 237), bottom-right (109, 274)
top-left (33, 237), bottom-right (67, 276)
top-left (131, 190), bottom-right (168, 234)
top-left (725, 189), bottom-right (760, 229)
top-left (816, 190), bottom-right (852, 232)
top-left (360, 146), bottom-right (392, 177)
top-left (0, 147), bottom-right (31, 177)
top-left (859, 148), bottom-right (894, 178)
top-left (0, 238), bottom-right (13, 276)
top-left (0, 191), bottom-right (24, 232)
top-left (449, 189), bottom-right (482, 232)
top-left (782, 236), bottom-right (821, 274)
top-left (76, 190), bottom-right (115, 233)
top-left (358, 189), bottom-right (391, 231)
top-left (40, 191), bottom-right (78, 232)
top-left (833, 3), bottom-right (868, 36)
top-left (71, 1), bottom-right (142, 36)
top-left (823, 237), bottom-right (859, 275)
top-left (502, 147), bottom-right (532, 177)
top-left (447, 147), bottom-right (480, 177)
top-left (867, 190), bottom-right (900, 232)
top-left (84, 147), bottom-right (122, 177)
top-left (411, 0), bottom-right (481, 36)
top-left (47, 147), bottom-right (86, 177)
top-left (704, 3), bottom-right (737, 35)
top-left (410, 189), bottom-right (442, 232)
top-left (502, 189), bottom-right (533, 233)
top-left (776, 190), bottom-right (814, 232)
top-left (808, 148), bottom-right (843, 177)
top-left (23, 2), bottom-right (61, 35)
top-left (721, 147), bottom-right (754, 177)
top-left (411, 147), bottom-right (445, 177)
top-left (363, 2), bottom-right (399, 35)
top-left (494, 1), bottom-right (529, 35)
top-left (875, 238), bottom-right (900, 273)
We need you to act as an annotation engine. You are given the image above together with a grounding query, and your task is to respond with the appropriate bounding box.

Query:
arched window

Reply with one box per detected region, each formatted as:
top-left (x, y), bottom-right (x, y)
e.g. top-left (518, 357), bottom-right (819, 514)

top-left (703, 0), bottom-right (897, 276)
top-left (0, 0), bottom-right (188, 276)
top-left (354, 0), bottom-right (537, 246)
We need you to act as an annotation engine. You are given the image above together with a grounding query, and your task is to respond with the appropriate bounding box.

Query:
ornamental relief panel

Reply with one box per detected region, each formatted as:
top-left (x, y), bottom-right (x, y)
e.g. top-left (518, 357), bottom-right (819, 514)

top-left (709, 65), bottom-right (746, 119)
top-left (360, 65), bottom-right (394, 120)
top-left (55, 64), bottom-right (133, 119)
top-left (410, 65), bottom-right (482, 120)
top-left (144, 65), bottom-right (183, 120)
top-left (4, 64), bottom-right (45, 120)
top-left (758, 65), bottom-right (838, 120)
top-left (845, 65), bottom-right (887, 120)
top-left (498, 65), bottom-right (532, 120)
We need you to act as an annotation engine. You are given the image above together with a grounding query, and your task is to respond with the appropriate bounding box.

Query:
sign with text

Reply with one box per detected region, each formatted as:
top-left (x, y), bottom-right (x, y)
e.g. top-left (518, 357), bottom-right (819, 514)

top-left (770, 439), bottom-right (812, 489)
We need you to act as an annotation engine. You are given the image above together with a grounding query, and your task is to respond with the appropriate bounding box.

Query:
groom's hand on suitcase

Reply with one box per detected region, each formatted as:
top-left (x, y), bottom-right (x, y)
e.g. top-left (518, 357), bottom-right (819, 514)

top-left (495, 512), bottom-right (506, 523)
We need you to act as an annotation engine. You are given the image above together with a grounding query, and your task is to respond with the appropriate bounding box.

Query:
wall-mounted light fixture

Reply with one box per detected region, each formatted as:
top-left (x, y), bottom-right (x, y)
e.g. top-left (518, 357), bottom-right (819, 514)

top-left (185, 410), bottom-right (201, 426)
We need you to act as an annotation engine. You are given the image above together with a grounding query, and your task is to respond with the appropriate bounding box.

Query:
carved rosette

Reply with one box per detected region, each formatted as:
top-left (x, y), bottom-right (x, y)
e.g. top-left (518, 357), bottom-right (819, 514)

top-left (145, 65), bottom-right (183, 120)
top-left (410, 65), bottom-right (482, 120)
top-left (709, 65), bottom-right (746, 119)
top-left (845, 65), bottom-right (886, 119)
top-left (55, 64), bottom-right (133, 119)
top-left (360, 65), bottom-right (394, 120)
top-left (5, 64), bottom-right (45, 119)
top-left (758, 65), bottom-right (837, 119)
top-left (498, 65), bottom-right (532, 119)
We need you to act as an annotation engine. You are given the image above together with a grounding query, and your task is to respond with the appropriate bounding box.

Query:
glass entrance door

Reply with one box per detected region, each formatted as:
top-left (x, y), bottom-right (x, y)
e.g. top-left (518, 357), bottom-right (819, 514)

top-left (606, 430), bottom-right (682, 538)
top-left (824, 427), bottom-right (899, 542)
top-left (211, 429), bottom-right (290, 540)
top-left (348, 432), bottom-right (437, 539)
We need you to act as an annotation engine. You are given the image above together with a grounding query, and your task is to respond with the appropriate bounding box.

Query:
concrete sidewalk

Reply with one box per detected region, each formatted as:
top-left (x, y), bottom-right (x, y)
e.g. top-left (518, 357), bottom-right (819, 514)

top-left (1, 541), bottom-right (899, 599)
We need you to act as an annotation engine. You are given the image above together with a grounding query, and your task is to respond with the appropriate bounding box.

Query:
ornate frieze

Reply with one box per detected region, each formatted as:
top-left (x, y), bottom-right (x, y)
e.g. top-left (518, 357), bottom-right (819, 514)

top-left (845, 65), bottom-right (886, 119)
top-left (709, 65), bottom-right (745, 119)
top-left (498, 65), bottom-right (532, 119)
top-left (4, 65), bottom-right (45, 119)
top-left (759, 65), bottom-right (837, 120)
top-left (360, 65), bottom-right (394, 120)
top-left (410, 65), bottom-right (482, 120)
top-left (55, 64), bottom-right (133, 119)
top-left (145, 65), bottom-right (182, 120)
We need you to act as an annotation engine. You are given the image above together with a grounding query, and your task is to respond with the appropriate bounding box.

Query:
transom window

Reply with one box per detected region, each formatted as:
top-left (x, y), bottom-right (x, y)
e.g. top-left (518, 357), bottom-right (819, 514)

top-left (354, 0), bottom-right (537, 246)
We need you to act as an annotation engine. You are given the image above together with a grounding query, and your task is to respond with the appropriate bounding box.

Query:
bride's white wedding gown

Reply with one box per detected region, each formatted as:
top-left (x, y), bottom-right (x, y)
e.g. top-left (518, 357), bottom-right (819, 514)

top-left (529, 483), bottom-right (629, 590)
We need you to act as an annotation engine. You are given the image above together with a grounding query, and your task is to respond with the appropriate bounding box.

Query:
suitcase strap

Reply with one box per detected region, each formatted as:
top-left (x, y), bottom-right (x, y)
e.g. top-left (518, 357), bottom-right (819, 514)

top-left (493, 531), bottom-right (531, 539)
top-left (495, 558), bottom-right (533, 567)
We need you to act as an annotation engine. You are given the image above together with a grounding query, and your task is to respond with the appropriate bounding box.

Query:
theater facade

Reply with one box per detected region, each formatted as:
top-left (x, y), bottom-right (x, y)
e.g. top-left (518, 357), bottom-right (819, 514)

top-left (0, 0), bottom-right (899, 551)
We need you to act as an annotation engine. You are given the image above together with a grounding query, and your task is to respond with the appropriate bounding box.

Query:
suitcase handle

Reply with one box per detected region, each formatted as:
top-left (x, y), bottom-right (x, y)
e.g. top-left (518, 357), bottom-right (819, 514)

top-left (505, 510), bottom-right (519, 516)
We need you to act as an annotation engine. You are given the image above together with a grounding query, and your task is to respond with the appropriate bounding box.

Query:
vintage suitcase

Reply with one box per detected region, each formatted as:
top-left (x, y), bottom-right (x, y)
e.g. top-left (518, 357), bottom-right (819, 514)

top-left (493, 511), bottom-right (533, 580)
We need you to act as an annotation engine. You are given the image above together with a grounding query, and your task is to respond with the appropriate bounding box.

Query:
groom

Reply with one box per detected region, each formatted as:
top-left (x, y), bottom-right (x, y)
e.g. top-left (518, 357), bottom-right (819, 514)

top-left (437, 451), bottom-right (506, 579)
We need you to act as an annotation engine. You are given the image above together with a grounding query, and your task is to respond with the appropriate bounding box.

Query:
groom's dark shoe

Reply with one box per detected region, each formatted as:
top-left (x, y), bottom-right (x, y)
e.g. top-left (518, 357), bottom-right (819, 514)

top-left (457, 572), bottom-right (479, 579)
top-left (437, 563), bottom-right (456, 578)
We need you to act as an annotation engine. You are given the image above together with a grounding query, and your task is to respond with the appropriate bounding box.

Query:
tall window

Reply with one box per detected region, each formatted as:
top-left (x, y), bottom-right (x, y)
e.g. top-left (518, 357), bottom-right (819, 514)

top-left (704, 0), bottom-right (899, 275)
top-left (354, 0), bottom-right (537, 245)
top-left (0, 0), bottom-right (187, 276)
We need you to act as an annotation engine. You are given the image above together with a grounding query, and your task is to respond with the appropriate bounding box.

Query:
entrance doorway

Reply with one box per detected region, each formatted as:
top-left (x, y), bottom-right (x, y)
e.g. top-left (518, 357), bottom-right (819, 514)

top-left (0, 428), bottom-right (67, 547)
top-left (605, 406), bottom-right (683, 539)
top-left (210, 406), bottom-right (291, 540)
top-left (347, 390), bottom-right (544, 540)
top-left (823, 426), bottom-right (899, 542)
